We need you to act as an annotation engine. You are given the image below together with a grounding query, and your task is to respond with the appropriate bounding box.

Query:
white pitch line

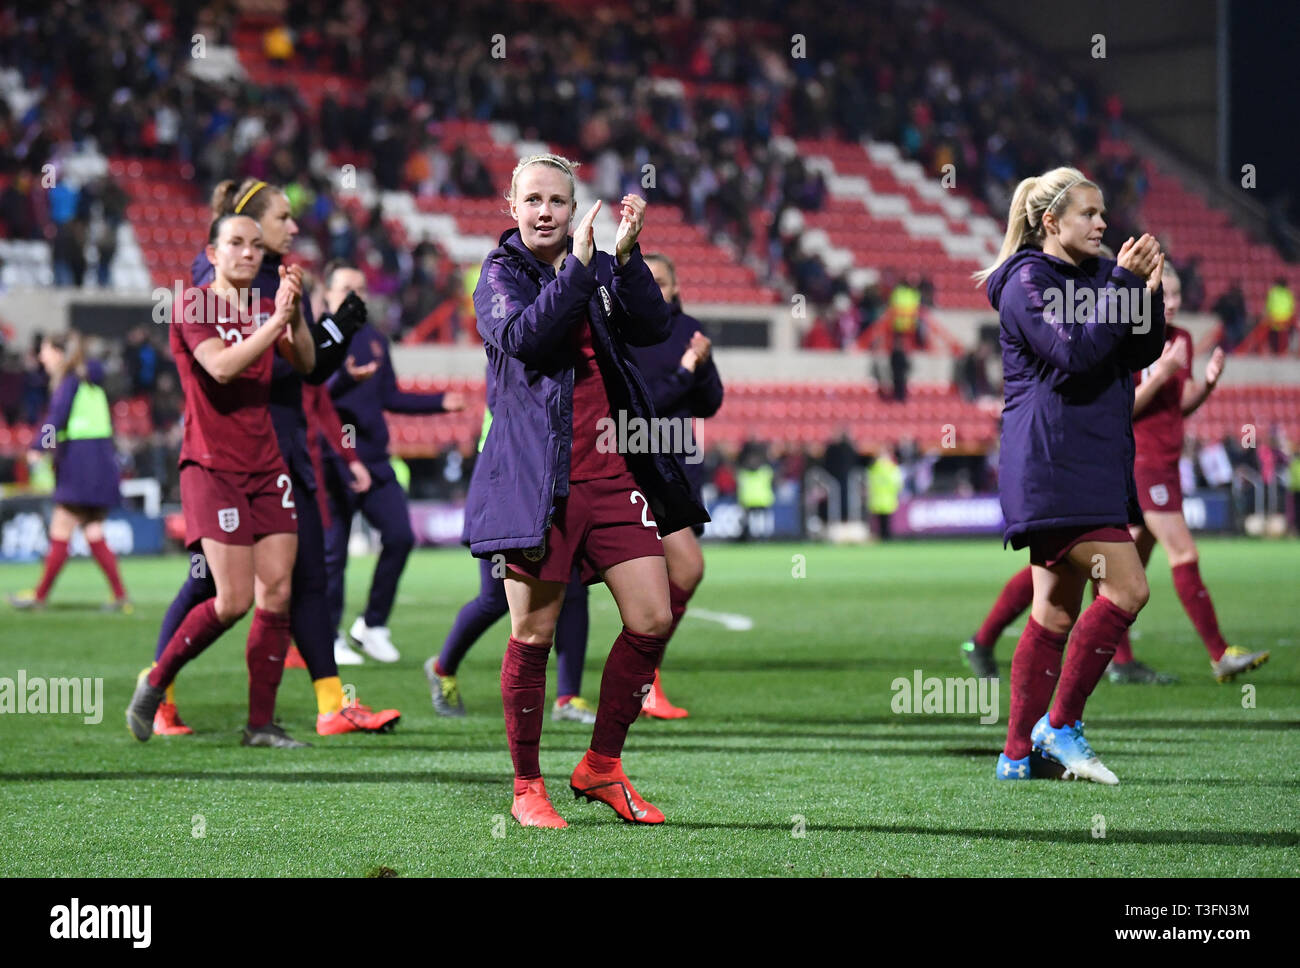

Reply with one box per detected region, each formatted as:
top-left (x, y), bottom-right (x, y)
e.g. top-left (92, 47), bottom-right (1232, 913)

top-left (688, 609), bottom-right (754, 631)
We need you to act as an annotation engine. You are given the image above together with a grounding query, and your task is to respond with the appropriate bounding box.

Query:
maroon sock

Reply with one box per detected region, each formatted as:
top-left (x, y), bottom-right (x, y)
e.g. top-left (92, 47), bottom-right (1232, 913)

top-left (501, 636), bottom-right (551, 780)
top-left (1004, 616), bottom-right (1067, 759)
top-left (973, 566), bottom-right (1033, 650)
top-left (149, 600), bottom-right (230, 688)
top-left (245, 608), bottom-right (292, 728)
top-left (34, 539), bottom-right (70, 601)
top-left (591, 627), bottom-right (668, 758)
top-left (87, 538), bottom-right (126, 599)
top-left (658, 582), bottom-right (693, 668)
top-left (1171, 562), bottom-right (1228, 661)
top-left (1113, 628), bottom-right (1134, 664)
top-left (1050, 595), bottom-right (1136, 728)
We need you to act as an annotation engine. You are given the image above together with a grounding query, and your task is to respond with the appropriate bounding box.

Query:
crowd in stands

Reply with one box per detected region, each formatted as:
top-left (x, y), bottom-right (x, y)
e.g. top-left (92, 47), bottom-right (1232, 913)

top-left (4, 0), bottom-right (1294, 349)
top-left (2, 0), bottom-right (1298, 529)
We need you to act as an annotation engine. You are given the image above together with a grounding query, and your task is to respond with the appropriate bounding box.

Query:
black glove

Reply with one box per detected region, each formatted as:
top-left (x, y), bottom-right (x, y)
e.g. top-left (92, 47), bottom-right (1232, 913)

top-left (305, 292), bottom-right (368, 385)
top-left (327, 291), bottom-right (368, 340)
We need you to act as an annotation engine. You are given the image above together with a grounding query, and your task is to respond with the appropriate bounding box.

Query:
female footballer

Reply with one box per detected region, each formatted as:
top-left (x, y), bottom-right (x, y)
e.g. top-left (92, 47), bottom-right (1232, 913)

top-left (962, 265), bottom-right (1269, 687)
top-left (127, 211), bottom-right (315, 747)
top-left (468, 154), bottom-right (708, 827)
top-left (9, 333), bottom-right (129, 612)
top-left (147, 179), bottom-right (398, 739)
top-left (1125, 264), bottom-right (1269, 680)
top-left (976, 166), bottom-right (1166, 785)
top-left (625, 253), bottom-right (725, 718)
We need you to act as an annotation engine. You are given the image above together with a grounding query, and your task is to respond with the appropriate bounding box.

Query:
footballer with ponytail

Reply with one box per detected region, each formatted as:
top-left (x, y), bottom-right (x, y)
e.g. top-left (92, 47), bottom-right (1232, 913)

top-left (974, 167), bottom-right (1101, 286)
top-left (983, 164), bottom-right (1168, 787)
top-left (138, 169), bottom-right (400, 744)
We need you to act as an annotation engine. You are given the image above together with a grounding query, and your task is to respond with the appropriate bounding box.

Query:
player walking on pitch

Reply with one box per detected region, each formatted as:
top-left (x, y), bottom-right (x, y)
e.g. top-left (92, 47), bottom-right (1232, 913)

top-left (961, 265), bottom-right (1268, 685)
top-left (977, 166), bottom-right (1166, 785)
top-left (468, 154), bottom-right (708, 827)
top-left (146, 180), bottom-right (398, 739)
top-left (321, 261), bottom-right (466, 664)
top-left (1125, 264), bottom-right (1269, 681)
top-left (9, 333), bottom-right (130, 613)
top-left (127, 212), bottom-right (314, 746)
top-left (625, 253), bottom-right (725, 718)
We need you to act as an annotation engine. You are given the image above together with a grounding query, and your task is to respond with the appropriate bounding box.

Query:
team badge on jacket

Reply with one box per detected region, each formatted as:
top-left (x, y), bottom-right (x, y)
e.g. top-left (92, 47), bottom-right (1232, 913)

top-left (598, 285), bottom-right (612, 316)
top-left (218, 507), bottom-right (240, 533)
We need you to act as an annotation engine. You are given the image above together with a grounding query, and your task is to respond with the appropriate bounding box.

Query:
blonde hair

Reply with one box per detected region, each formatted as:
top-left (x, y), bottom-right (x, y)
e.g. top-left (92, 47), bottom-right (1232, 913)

top-left (973, 166), bottom-right (1099, 286)
top-left (506, 153), bottom-right (580, 206)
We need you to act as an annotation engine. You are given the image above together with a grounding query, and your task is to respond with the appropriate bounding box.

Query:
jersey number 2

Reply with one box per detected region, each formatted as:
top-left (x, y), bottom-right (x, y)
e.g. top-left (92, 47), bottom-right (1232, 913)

top-left (629, 490), bottom-right (660, 539)
top-left (277, 474), bottom-right (295, 508)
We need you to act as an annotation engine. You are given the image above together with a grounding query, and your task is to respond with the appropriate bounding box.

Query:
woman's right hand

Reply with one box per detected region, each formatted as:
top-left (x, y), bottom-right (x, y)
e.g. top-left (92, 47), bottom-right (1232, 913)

top-left (573, 199), bottom-right (601, 266)
top-left (1116, 233), bottom-right (1162, 281)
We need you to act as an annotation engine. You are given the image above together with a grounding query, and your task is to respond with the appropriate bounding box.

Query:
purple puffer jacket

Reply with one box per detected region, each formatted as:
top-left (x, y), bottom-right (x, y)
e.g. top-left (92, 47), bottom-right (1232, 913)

top-left (464, 229), bottom-right (709, 556)
top-left (989, 246), bottom-right (1165, 548)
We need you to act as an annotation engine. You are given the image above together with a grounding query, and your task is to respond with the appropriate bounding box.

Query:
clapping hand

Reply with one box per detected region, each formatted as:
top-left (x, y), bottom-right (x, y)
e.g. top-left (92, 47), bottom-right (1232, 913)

top-left (614, 194), bottom-right (646, 261)
top-left (574, 200), bottom-right (601, 266)
top-left (1205, 346), bottom-right (1226, 387)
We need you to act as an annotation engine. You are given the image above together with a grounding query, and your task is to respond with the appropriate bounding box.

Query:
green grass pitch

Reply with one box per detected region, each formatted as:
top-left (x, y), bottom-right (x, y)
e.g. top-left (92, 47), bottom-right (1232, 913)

top-left (1, 538), bottom-right (1296, 877)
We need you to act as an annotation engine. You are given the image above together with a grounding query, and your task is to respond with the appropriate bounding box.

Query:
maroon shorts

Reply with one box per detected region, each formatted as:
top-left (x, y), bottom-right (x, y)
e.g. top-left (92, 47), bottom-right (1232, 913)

top-left (1134, 463), bottom-right (1183, 514)
top-left (505, 471), bottom-right (664, 584)
top-left (1028, 525), bottom-right (1133, 569)
top-left (180, 462), bottom-right (298, 549)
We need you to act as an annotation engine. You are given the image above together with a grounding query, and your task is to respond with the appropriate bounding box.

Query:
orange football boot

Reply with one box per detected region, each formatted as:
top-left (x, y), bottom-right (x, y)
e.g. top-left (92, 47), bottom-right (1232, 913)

top-left (640, 669), bottom-right (689, 719)
top-left (284, 645), bottom-right (308, 670)
top-left (153, 700), bottom-right (194, 736)
top-left (569, 753), bottom-right (665, 824)
top-left (316, 699), bottom-right (401, 735)
top-left (511, 778), bottom-right (568, 828)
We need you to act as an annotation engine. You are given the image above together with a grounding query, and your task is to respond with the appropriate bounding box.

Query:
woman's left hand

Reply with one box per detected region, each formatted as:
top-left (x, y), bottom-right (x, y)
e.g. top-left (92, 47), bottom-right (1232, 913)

top-left (1205, 346), bottom-right (1226, 387)
top-left (614, 194), bottom-right (646, 261)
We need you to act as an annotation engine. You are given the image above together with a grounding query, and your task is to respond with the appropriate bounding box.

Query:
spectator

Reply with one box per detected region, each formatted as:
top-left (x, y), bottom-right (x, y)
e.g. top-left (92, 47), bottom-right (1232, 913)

top-left (867, 448), bottom-right (903, 540)
top-left (1264, 276), bottom-right (1296, 355)
top-left (956, 339), bottom-right (996, 401)
top-left (1213, 284), bottom-right (1248, 352)
top-left (124, 326), bottom-right (160, 395)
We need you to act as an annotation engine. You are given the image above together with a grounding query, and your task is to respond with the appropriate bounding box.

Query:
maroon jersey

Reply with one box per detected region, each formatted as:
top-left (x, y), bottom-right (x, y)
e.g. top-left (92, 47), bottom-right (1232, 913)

top-left (171, 285), bottom-right (286, 474)
top-left (569, 314), bottom-right (628, 482)
top-left (1132, 324), bottom-right (1193, 467)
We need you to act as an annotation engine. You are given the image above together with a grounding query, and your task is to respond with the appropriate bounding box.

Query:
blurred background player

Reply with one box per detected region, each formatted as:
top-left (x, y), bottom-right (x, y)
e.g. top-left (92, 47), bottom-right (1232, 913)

top-left (979, 166), bottom-right (1166, 785)
top-left (426, 397), bottom-right (596, 722)
top-left (148, 180), bottom-right (398, 738)
top-left (1126, 264), bottom-right (1270, 682)
top-left (469, 154), bottom-right (708, 827)
top-left (624, 252), bottom-right (725, 718)
top-left (9, 332), bottom-right (129, 612)
top-left (127, 212), bottom-right (313, 747)
top-left (321, 260), bottom-right (466, 663)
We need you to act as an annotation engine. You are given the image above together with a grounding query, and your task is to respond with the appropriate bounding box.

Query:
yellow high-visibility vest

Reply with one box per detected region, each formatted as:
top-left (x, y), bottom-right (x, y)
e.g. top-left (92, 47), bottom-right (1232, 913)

top-left (58, 381), bottom-right (112, 442)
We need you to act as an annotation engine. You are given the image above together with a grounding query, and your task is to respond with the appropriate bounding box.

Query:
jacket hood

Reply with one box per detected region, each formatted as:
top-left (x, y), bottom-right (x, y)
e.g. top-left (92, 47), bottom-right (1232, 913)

top-left (986, 247), bottom-right (1047, 311)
